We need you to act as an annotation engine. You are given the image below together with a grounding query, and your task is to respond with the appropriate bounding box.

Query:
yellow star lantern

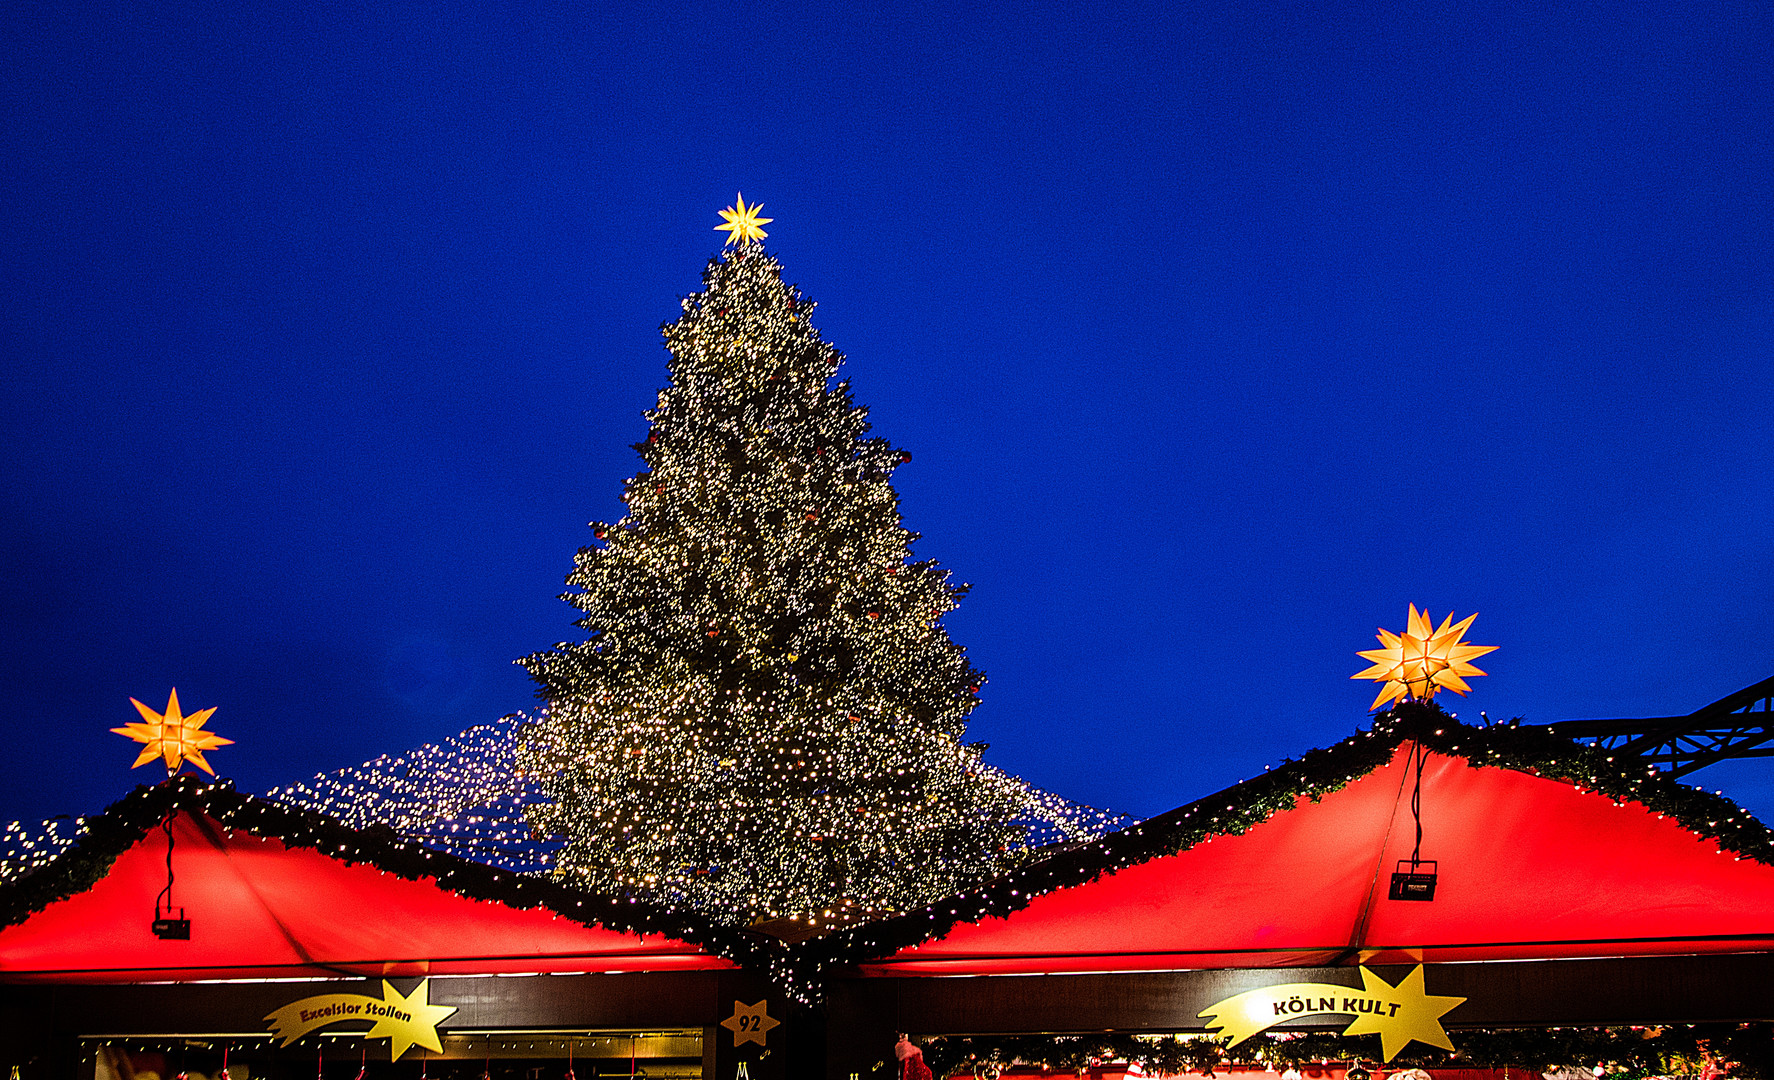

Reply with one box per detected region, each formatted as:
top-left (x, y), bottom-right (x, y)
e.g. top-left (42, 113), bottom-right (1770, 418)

top-left (715, 193), bottom-right (771, 246)
top-left (112, 688), bottom-right (234, 776)
top-left (1352, 604), bottom-right (1498, 711)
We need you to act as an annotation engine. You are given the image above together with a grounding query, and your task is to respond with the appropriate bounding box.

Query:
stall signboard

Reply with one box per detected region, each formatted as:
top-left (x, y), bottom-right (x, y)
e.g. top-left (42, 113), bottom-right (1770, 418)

top-left (1199, 966), bottom-right (1465, 1061)
top-left (264, 979), bottom-right (457, 1059)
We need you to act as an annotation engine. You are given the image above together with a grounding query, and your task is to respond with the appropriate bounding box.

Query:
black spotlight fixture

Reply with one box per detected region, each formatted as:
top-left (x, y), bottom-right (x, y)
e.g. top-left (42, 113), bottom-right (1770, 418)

top-left (1388, 857), bottom-right (1438, 901)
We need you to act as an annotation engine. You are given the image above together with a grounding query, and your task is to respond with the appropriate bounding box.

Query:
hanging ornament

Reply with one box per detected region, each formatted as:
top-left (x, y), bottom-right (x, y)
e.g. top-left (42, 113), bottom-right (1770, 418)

top-left (112, 689), bottom-right (234, 776)
top-left (1352, 604), bottom-right (1498, 711)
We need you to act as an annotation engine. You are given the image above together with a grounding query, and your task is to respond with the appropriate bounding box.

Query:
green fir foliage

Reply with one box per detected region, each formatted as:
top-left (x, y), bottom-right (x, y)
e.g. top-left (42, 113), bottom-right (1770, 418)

top-left (518, 241), bottom-right (1028, 927)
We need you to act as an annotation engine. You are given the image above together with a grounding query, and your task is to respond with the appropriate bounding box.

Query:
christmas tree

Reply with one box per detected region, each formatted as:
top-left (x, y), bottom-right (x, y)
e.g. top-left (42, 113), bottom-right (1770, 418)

top-left (518, 199), bottom-right (1030, 927)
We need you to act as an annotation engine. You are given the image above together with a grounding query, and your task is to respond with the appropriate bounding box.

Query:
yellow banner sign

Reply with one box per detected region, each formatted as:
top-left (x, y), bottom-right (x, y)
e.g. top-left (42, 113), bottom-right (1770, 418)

top-left (265, 979), bottom-right (458, 1060)
top-left (1198, 965), bottom-right (1465, 1062)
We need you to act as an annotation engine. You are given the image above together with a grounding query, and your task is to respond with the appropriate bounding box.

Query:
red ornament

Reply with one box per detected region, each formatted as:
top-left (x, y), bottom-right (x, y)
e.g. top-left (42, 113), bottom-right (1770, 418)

top-left (898, 451), bottom-right (913, 463)
top-left (805, 511), bottom-right (818, 521)
top-left (867, 611), bottom-right (881, 619)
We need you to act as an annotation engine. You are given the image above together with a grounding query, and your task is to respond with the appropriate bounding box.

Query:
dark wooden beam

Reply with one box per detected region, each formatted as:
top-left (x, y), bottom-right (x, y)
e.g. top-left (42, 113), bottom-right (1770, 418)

top-left (874, 953), bottom-right (1774, 1034)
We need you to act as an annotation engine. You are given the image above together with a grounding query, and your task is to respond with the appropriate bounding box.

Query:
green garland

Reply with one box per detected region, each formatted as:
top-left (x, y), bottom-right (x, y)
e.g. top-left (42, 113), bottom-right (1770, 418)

top-left (921, 1023), bottom-right (1774, 1079)
top-left (0, 774), bottom-right (785, 971)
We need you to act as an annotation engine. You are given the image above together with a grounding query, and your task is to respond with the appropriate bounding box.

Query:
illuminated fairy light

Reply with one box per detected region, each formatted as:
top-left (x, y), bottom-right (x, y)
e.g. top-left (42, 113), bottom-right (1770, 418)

top-left (265, 713), bottom-right (560, 873)
top-left (0, 712), bottom-right (1122, 885)
top-left (0, 814), bottom-right (88, 882)
top-left (515, 227), bottom-right (1129, 926)
top-left (7, 218), bottom-right (1137, 908)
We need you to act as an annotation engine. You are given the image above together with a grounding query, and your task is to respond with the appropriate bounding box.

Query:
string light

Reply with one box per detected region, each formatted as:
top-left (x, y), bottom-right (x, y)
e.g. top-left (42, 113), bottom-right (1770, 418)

top-left (512, 237), bottom-right (1126, 927)
top-left (266, 714), bottom-right (559, 873)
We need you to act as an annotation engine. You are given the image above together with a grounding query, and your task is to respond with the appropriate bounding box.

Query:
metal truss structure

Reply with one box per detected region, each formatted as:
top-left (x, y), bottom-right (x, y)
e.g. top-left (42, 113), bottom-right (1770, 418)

top-left (1543, 673), bottom-right (1774, 777)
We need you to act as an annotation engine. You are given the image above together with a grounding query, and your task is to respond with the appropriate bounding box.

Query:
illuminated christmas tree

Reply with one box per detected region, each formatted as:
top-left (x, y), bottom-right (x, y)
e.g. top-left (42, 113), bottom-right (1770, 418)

top-left (518, 199), bottom-right (1029, 926)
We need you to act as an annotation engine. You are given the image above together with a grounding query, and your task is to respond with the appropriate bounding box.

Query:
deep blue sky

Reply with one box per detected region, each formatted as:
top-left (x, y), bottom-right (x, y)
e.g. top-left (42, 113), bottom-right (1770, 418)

top-left (4, 2), bottom-right (1772, 831)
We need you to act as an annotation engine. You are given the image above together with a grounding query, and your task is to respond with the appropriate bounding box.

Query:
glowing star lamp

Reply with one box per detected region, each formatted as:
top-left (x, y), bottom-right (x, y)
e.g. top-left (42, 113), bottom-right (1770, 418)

top-left (112, 688), bottom-right (234, 776)
top-left (111, 689), bottom-right (235, 941)
top-left (715, 193), bottom-right (771, 246)
top-left (1352, 604), bottom-right (1498, 713)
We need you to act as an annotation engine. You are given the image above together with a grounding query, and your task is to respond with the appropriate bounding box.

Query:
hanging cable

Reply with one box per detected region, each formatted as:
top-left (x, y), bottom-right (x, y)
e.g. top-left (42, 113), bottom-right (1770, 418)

top-left (151, 816), bottom-right (190, 937)
top-left (1409, 738), bottom-right (1426, 868)
top-left (1387, 740), bottom-right (1439, 901)
top-left (156, 817), bottom-right (176, 917)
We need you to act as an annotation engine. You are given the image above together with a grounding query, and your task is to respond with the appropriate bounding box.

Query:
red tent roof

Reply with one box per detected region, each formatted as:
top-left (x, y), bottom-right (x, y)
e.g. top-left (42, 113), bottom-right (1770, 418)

top-left (0, 778), bottom-right (750, 983)
top-left (805, 708), bottom-right (1774, 979)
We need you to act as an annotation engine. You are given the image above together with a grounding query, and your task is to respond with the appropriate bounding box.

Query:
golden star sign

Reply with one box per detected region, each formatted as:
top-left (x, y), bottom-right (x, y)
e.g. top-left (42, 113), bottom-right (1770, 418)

top-left (715, 193), bottom-right (771, 246)
top-left (111, 688), bottom-right (235, 776)
top-left (1352, 604), bottom-right (1498, 711)
top-left (719, 999), bottom-right (781, 1047)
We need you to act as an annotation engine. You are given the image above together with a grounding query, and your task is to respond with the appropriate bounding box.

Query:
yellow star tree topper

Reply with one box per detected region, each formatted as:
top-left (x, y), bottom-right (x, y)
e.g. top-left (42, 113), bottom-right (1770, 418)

top-left (1352, 604), bottom-right (1498, 711)
top-left (112, 688), bottom-right (234, 776)
top-left (715, 193), bottom-right (771, 246)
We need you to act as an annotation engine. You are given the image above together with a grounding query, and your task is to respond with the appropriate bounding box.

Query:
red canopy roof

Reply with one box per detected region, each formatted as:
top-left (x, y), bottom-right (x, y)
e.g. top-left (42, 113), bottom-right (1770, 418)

top-left (0, 782), bottom-right (743, 983)
top-left (862, 741), bottom-right (1774, 976)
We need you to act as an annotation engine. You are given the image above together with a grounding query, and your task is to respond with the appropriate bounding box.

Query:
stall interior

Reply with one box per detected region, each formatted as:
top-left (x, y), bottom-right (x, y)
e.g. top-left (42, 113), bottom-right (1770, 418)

top-left (84, 1032), bottom-right (704, 1080)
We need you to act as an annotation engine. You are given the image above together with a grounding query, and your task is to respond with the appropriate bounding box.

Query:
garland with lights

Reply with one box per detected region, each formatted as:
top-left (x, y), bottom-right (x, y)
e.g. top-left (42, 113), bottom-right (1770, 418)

top-left (783, 701), bottom-right (1774, 996)
top-left (919, 1023), bottom-right (1774, 1078)
top-left (517, 228), bottom-right (1069, 928)
top-left (0, 773), bottom-right (781, 969)
top-left (0, 814), bottom-right (87, 883)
